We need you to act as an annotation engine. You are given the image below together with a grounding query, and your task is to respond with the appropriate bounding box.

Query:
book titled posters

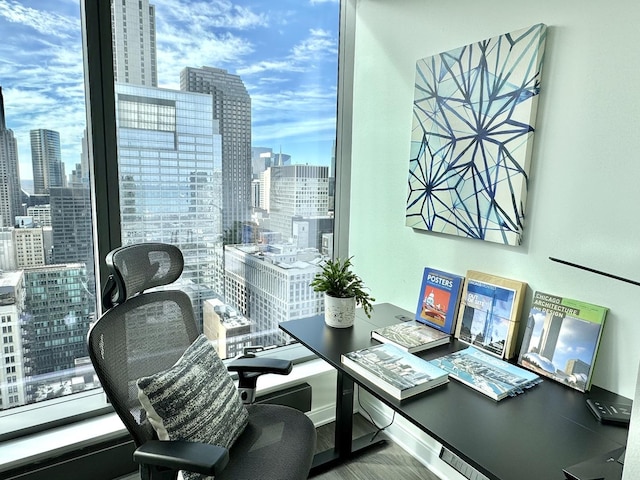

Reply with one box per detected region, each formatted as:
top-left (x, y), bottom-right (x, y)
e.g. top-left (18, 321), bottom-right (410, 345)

top-left (430, 346), bottom-right (541, 401)
top-left (415, 267), bottom-right (464, 335)
top-left (341, 343), bottom-right (449, 400)
top-left (454, 271), bottom-right (527, 359)
top-left (517, 291), bottom-right (608, 392)
top-left (371, 320), bottom-right (450, 354)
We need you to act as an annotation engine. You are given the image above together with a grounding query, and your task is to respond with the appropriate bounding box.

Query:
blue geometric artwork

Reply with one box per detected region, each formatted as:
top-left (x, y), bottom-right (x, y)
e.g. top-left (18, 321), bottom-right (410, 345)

top-left (407, 24), bottom-right (547, 246)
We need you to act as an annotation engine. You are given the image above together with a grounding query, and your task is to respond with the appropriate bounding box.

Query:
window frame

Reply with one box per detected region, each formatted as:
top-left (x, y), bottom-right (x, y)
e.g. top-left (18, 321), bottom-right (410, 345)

top-left (0, 0), bottom-right (356, 444)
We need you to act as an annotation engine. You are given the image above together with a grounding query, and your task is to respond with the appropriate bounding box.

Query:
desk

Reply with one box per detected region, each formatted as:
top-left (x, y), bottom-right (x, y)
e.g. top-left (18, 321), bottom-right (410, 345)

top-left (280, 303), bottom-right (629, 480)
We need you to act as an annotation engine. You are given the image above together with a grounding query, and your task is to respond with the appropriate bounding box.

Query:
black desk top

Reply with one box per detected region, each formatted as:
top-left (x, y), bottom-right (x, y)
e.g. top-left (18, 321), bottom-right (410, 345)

top-left (280, 303), bottom-right (629, 480)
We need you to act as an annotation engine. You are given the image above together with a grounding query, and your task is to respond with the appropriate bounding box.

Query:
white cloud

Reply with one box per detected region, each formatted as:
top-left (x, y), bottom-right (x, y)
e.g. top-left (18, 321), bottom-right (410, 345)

top-left (0, 0), bottom-right (76, 39)
top-left (156, 0), bottom-right (268, 31)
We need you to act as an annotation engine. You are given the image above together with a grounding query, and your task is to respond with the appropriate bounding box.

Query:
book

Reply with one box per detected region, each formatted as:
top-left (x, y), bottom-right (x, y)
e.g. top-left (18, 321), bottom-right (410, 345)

top-left (341, 343), bottom-right (449, 400)
top-left (371, 320), bottom-right (450, 353)
top-left (415, 267), bottom-right (464, 335)
top-left (430, 346), bottom-right (541, 401)
top-left (454, 271), bottom-right (527, 359)
top-left (517, 291), bottom-right (608, 392)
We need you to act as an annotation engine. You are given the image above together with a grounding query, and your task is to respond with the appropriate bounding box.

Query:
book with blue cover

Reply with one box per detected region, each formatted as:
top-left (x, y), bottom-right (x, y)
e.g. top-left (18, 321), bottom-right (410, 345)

top-left (415, 267), bottom-right (464, 335)
top-left (341, 343), bottom-right (449, 400)
top-left (430, 346), bottom-right (541, 401)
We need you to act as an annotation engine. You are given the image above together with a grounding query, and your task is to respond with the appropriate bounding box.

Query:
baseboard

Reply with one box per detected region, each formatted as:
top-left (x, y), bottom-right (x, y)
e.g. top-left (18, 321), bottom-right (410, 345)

top-left (308, 400), bottom-right (337, 427)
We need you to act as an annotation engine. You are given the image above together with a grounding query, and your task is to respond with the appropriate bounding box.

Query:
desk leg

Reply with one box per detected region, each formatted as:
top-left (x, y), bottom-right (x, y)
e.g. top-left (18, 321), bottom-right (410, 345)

top-left (309, 370), bottom-right (387, 476)
top-left (335, 369), bottom-right (355, 458)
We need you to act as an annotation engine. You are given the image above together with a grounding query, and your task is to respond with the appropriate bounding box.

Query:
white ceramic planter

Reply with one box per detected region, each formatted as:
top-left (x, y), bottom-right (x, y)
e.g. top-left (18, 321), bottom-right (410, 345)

top-left (324, 294), bottom-right (356, 328)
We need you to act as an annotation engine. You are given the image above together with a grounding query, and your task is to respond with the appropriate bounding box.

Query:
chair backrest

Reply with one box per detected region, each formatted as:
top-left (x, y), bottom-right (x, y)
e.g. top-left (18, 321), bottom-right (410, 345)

top-left (88, 243), bottom-right (200, 446)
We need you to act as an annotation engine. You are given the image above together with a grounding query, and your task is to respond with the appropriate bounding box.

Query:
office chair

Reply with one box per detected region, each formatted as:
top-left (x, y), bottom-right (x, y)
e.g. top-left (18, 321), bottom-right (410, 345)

top-left (88, 243), bottom-right (316, 480)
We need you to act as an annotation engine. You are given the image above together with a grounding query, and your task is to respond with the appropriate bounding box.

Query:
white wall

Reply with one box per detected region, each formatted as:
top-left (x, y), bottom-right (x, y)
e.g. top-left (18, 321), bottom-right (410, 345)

top-left (348, 0), bottom-right (640, 398)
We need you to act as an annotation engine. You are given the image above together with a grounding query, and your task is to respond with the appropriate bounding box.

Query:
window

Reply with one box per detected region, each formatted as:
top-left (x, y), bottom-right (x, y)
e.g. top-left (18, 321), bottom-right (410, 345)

top-left (0, 0), bottom-right (100, 428)
top-left (0, 0), bottom-right (347, 439)
top-left (106, 0), bottom-right (340, 356)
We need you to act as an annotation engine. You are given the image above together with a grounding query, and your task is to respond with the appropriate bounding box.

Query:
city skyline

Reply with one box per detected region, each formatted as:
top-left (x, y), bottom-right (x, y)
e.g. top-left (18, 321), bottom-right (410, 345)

top-left (0, 0), bottom-right (339, 183)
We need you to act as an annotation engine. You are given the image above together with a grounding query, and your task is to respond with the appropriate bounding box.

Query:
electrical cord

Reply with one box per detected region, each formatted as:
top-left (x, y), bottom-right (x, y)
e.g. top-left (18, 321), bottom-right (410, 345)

top-left (356, 387), bottom-right (396, 442)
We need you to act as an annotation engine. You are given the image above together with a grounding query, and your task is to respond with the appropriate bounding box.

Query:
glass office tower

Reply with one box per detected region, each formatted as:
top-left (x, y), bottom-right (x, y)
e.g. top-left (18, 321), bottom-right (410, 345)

top-left (21, 264), bottom-right (93, 401)
top-left (115, 83), bottom-right (223, 326)
top-left (180, 67), bottom-right (252, 243)
top-left (30, 129), bottom-right (64, 195)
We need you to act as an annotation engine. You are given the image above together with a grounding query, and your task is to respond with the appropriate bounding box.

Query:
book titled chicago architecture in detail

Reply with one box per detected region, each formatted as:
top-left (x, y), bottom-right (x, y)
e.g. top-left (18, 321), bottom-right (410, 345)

top-left (517, 291), bottom-right (608, 392)
top-left (341, 343), bottom-right (449, 400)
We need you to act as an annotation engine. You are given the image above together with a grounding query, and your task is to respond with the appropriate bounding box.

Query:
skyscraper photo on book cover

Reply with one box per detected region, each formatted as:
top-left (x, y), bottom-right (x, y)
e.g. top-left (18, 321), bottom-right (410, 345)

top-left (415, 268), bottom-right (464, 335)
top-left (517, 291), bottom-right (608, 392)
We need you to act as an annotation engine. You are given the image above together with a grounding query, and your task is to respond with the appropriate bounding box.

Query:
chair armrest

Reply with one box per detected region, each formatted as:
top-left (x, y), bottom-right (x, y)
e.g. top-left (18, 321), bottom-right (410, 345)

top-left (227, 357), bottom-right (293, 402)
top-left (134, 439), bottom-right (229, 476)
top-left (227, 357), bottom-right (293, 376)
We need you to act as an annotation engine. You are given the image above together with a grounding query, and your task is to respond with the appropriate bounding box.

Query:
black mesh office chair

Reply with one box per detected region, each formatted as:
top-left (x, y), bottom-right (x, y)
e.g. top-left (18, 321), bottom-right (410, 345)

top-left (88, 243), bottom-right (316, 480)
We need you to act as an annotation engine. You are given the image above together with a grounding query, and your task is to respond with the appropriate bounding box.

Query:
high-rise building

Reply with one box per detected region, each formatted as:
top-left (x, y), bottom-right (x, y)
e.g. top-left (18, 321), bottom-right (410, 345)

top-left (0, 270), bottom-right (27, 410)
top-left (203, 298), bottom-right (252, 359)
top-left (181, 67), bottom-right (252, 241)
top-left (30, 129), bottom-right (64, 195)
top-left (111, 0), bottom-right (158, 87)
top-left (0, 87), bottom-right (22, 227)
top-left (26, 204), bottom-right (51, 227)
top-left (48, 186), bottom-right (94, 293)
top-left (50, 187), bottom-right (93, 267)
top-left (224, 244), bottom-right (323, 347)
top-left (115, 83), bottom-right (223, 324)
top-left (14, 227), bottom-right (46, 268)
top-left (268, 165), bottom-right (330, 241)
top-left (251, 147), bottom-right (292, 177)
top-left (0, 228), bottom-right (16, 270)
top-left (21, 264), bottom-right (93, 386)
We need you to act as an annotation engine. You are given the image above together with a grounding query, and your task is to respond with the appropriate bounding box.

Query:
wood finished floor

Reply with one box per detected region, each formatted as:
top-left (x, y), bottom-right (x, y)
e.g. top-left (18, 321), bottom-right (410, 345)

top-left (311, 414), bottom-right (441, 480)
top-left (115, 414), bottom-right (441, 480)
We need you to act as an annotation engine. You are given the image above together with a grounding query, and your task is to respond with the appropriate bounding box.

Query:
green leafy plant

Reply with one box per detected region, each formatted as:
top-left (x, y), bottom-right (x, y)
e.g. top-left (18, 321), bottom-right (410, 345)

top-left (310, 257), bottom-right (375, 318)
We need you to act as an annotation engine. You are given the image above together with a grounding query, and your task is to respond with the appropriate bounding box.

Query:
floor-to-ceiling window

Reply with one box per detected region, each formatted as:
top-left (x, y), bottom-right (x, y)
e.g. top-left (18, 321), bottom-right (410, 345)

top-left (0, 0), bottom-right (101, 436)
top-left (0, 0), bottom-right (345, 440)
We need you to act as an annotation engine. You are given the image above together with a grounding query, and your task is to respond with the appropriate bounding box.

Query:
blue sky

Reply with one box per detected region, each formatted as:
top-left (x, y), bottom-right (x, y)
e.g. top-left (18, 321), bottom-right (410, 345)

top-left (0, 0), bottom-right (339, 182)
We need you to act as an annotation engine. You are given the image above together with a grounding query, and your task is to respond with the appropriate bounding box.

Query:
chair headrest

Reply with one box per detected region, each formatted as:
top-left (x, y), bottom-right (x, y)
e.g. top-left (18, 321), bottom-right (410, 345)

top-left (102, 243), bottom-right (184, 309)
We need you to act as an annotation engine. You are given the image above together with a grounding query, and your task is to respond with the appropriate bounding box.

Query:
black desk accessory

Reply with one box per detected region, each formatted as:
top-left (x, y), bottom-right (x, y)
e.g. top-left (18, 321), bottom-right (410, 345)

top-left (562, 446), bottom-right (625, 480)
top-left (587, 398), bottom-right (632, 426)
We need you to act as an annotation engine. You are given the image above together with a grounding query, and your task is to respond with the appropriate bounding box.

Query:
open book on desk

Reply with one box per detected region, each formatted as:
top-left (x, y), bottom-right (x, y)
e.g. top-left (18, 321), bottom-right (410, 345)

top-left (430, 346), bottom-right (541, 401)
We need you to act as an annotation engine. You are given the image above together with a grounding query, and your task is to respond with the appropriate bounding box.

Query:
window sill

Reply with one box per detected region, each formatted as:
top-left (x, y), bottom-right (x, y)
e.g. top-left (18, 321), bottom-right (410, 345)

top-left (0, 355), bottom-right (334, 475)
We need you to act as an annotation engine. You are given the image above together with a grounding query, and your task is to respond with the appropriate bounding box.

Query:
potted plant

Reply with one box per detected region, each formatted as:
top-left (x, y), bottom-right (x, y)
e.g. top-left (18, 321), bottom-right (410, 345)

top-left (310, 257), bottom-right (375, 328)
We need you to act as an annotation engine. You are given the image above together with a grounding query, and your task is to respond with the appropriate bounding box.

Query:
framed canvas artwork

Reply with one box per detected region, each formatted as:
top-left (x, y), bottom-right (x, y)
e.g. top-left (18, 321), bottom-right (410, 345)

top-left (406, 24), bottom-right (547, 246)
